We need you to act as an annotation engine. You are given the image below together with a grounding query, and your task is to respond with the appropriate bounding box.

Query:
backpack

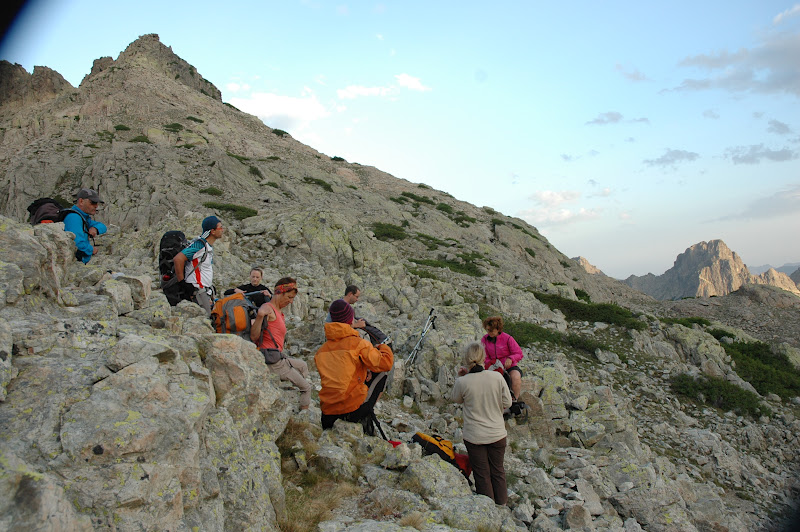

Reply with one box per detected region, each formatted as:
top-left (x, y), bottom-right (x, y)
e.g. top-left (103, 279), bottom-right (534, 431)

top-left (210, 293), bottom-right (257, 339)
top-left (158, 231), bottom-right (207, 306)
top-left (27, 197), bottom-right (68, 224)
top-left (411, 432), bottom-right (472, 481)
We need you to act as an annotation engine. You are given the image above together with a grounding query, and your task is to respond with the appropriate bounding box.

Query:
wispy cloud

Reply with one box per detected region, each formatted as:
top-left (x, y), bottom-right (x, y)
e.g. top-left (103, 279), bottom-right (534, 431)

top-left (723, 144), bottom-right (797, 164)
top-left (337, 85), bottom-right (393, 99)
top-left (225, 82), bottom-right (250, 93)
top-left (336, 74), bottom-right (431, 100)
top-left (585, 111), bottom-right (649, 125)
top-left (673, 32), bottom-right (800, 97)
top-left (716, 185), bottom-right (800, 220)
top-left (767, 119), bottom-right (792, 135)
top-left (615, 64), bottom-right (649, 82)
top-left (703, 109), bottom-right (720, 119)
top-left (395, 73), bottom-right (431, 92)
top-left (774, 4), bottom-right (800, 24)
top-left (586, 112), bottom-right (623, 125)
top-left (229, 88), bottom-right (330, 132)
top-left (643, 149), bottom-right (700, 168)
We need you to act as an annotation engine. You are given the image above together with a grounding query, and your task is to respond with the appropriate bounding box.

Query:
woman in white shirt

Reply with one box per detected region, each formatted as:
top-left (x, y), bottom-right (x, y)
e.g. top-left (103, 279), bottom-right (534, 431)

top-left (451, 342), bottom-right (513, 505)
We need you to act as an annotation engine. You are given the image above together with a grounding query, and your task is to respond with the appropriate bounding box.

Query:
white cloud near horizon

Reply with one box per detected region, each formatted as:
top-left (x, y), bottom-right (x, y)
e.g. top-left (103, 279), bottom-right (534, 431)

top-left (517, 190), bottom-right (600, 226)
top-left (228, 88), bottom-right (330, 132)
top-left (336, 74), bottom-right (430, 100)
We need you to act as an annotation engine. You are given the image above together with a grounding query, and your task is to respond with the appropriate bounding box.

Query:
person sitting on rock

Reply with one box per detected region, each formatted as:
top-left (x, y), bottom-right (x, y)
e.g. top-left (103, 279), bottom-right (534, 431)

top-left (223, 267), bottom-right (272, 307)
top-left (62, 188), bottom-right (107, 264)
top-left (251, 277), bottom-right (312, 411)
top-left (481, 316), bottom-right (524, 400)
top-left (315, 299), bottom-right (393, 435)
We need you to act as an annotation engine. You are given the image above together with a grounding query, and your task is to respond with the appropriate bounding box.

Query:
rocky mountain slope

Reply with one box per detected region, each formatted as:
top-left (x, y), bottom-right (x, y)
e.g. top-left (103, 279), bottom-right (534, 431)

top-left (623, 240), bottom-right (800, 300)
top-left (0, 34), bottom-right (798, 532)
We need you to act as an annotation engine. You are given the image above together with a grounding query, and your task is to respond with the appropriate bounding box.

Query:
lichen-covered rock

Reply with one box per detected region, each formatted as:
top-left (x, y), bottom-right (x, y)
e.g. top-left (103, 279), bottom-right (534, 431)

top-left (400, 455), bottom-right (471, 500)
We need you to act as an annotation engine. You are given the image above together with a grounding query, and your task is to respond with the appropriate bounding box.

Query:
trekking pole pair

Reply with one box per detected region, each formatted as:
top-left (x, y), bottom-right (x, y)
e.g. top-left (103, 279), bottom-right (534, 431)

top-left (404, 308), bottom-right (437, 365)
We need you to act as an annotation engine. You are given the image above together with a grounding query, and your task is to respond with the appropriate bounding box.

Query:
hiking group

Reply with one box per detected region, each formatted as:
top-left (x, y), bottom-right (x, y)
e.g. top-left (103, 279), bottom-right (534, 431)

top-left (28, 190), bottom-right (526, 506)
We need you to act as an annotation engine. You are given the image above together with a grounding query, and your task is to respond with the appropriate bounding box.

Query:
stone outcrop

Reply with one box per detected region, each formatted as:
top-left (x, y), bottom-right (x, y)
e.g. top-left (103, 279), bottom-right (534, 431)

top-left (0, 60), bottom-right (74, 109)
top-left (0, 35), bottom-right (798, 532)
top-left (624, 239), bottom-right (800, 300)
top-left (573, 256), bottom-right (604, 275)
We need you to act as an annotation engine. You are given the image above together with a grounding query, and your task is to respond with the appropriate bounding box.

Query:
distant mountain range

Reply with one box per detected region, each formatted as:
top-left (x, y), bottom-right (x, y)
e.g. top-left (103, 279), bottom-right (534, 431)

top-left (748, 262), bottom-right (800, 275)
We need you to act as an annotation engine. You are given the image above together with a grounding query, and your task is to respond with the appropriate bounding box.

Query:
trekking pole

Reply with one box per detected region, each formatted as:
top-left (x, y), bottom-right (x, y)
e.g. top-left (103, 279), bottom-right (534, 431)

top-left (370, 412), bottom-right (388, 441)
top-left (405, 308), bottom-right (437, 365)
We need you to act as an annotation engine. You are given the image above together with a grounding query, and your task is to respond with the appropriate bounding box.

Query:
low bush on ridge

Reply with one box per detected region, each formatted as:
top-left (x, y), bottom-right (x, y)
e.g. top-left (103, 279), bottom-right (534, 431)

top-left (530, 290), bottom-right (646, 330)
top-left (670, 373), bottom-right (770, 418)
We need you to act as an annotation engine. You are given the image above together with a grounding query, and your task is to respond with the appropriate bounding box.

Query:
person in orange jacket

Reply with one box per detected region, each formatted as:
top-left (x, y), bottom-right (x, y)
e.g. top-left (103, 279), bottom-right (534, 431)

top-left (315, 299), bottom-right (393, 434)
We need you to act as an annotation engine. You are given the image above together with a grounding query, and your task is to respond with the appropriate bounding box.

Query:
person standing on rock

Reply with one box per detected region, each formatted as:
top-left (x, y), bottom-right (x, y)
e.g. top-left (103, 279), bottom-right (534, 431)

top-left (251, 277), bottom-right (312, 411)
top-left (452, 341), bottom-right (512, 505)
top-left (481, 316), bottom-right (524, 400)
top-left (63, 188), bottom-right (107, 264)
top-left (172, 216), bottom-right (223, 315)
top-left (315, 299), bottom-right (393, 435)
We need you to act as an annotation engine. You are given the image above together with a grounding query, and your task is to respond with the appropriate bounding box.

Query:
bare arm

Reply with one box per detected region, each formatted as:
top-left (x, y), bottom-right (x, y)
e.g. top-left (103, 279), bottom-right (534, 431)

top-left (173, 253), bottom-right (187, 282)
top-left (250, 303), bottom-right (276, 343)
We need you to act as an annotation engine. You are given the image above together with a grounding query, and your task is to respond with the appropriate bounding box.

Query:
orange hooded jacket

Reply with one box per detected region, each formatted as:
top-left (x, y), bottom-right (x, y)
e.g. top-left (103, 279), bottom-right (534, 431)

top-left (315, 322), bottom-right (394, 415)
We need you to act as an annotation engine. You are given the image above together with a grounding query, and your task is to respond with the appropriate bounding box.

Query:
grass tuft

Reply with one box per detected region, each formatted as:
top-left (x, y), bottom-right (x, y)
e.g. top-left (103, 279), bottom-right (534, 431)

top-left (670, 373), bottom-right (770, 418)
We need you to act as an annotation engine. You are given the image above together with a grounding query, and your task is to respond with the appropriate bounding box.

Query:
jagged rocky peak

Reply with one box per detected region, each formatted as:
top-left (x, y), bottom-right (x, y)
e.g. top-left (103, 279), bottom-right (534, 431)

top-left (81, 33), bottom-right (222, 101)
top-left (0, 60), bottom-right (74, 108)
top-left (624, 239), bottom-right (800, 300)
top-left (572, 256), bottom-right (604, 275)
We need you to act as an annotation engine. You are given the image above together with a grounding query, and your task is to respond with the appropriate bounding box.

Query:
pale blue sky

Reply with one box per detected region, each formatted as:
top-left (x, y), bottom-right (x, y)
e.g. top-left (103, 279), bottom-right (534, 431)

top-left (2, 1), bottom-right (799, 278)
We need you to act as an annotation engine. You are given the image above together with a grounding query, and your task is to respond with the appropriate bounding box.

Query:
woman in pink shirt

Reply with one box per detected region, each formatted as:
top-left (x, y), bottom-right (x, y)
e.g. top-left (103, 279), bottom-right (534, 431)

top-left (481, 316), bottom-right (523, 399)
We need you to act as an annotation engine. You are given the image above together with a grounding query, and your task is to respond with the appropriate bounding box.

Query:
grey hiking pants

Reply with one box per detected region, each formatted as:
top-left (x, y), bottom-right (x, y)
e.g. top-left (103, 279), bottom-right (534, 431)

top-left (267, 357), bottom-right (312, 408)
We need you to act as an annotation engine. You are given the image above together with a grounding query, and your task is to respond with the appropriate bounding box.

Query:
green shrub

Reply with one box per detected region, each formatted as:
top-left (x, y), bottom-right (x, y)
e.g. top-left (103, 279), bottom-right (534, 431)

top-left (179, 143), bottom-right (196, 149)
top-left (266, 181), bottom-right (280, 188)
top-left (249, 165), bottom-right (263, 178)
top-left (661, 317), bottom-right (712, 328)
top-left (401, 192), bottom-right (435, 205)
top-left (226, 151), bottom-right (250, 162)
top-left (303, 177), bottom-right (333, 192)
top-left (436, 203), bottom-right (454, 214)
top-left (371, 222), bottom-right (408, 241)
top-left (560, 260), bottom-right (572, 268)
top-left (266, 155), bottom-right (280, 160)
top-left (531, 290), bottom-right (646, 330)
top-left (574, 288), bottom-right (591, 303)
top-left (413, 233), bottom-right (449, 250)
top-left (200, 187), bottom-right (223, 196)
top-left (408, 267), bottom-right (440, 280)
top-left (84, 143), bottom-right (99, 148)
top-left (483, 206), bottom-right (498, 214)
top-left (187, 116), bottom-right (204, 123)
top-left (331, 156), bottom-right (346, 162)
top-left (390, 196), bottom-right (409, 204)
top-left (504, 320), bottom-right (608, 355)
top-left (417, 183), bottom-right (431, 189)
top-left (710, 339), bottom-right (800, 400)
top-left (114, 124), bottom-right (130, 131)
top-left (410, 256), bottom-right (484, 277)
top-left (525, 247), bottom-right (536, 258)
top-left (224, 102), bottom-right (240, 111)
top-left (130, 135), bottom-right (151, 143)
top-left (491, 218), bottom-right (506, 227)
top-left (272, 129), bottom-right (289, 137)
top-left (202, 202), bottom-right (257, 220)
top-left (451, 212), bottom-right (476, 226)
top-left (164, 123), bottom-right (184, 132)
top-left (670, 374), bottom-right (770, 418)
